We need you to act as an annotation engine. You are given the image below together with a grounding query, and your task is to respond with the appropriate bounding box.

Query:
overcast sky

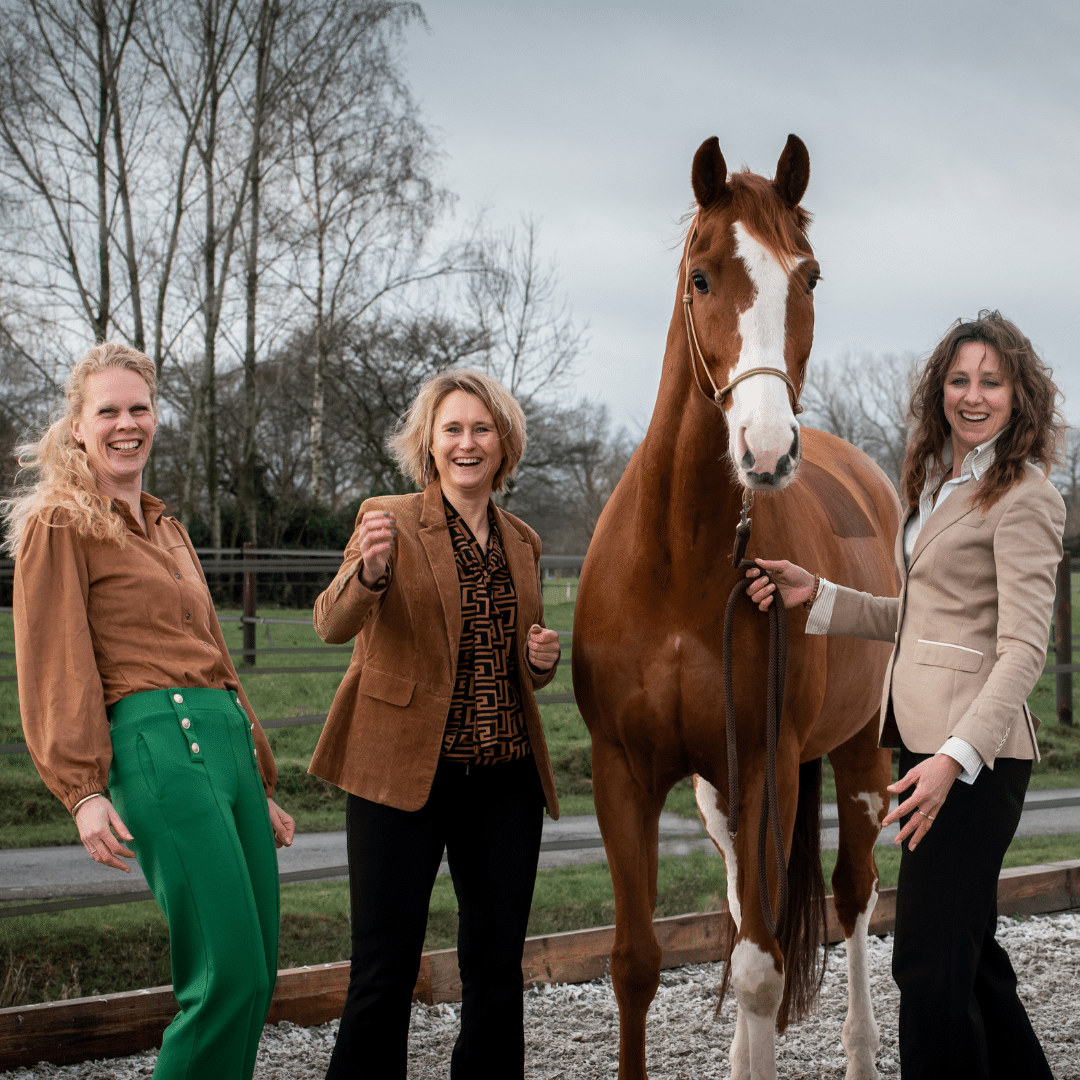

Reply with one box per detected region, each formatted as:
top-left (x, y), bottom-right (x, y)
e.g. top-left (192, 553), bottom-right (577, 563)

top-left (403, 0), bottom-right (1079, 430)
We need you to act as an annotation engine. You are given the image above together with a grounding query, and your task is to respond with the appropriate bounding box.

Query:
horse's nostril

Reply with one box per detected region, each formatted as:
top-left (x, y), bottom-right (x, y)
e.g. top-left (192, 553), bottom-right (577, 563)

top-left (741, 450), bottom-right (755, 470)
top-left (775, 455), bottom-right (792, 478)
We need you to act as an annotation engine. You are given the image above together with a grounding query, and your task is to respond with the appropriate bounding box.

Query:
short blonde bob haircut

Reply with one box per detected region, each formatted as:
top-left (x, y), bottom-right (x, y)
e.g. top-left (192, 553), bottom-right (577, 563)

top-left (389, 369), bottom-right (526, 493)
top-left (2, 342), bottom-right (158, 555)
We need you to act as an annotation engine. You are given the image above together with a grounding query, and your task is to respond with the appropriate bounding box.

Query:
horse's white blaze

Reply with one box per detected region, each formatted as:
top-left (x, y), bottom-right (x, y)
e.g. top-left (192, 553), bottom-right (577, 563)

top-left (730, 940), bottom-right (783, 1080)
top-left (853, 791), bottom-right (885, 829)
top-left (694, 777), bottom-right (742, 927)
top-left (841, 887), bottom-right (881, 1080)
top-left (727, 222), bottom-right (802, 485)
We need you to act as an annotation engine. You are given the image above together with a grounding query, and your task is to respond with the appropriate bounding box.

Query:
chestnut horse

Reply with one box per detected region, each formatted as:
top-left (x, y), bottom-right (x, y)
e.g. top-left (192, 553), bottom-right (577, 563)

top-left (572, 136), bottom-right (901, 1080)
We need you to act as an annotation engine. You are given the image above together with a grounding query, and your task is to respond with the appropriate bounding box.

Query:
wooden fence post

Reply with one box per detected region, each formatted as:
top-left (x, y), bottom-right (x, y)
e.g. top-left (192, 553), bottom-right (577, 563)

top-left (1055, 553), bottom-right (1072, 726)
top-left (242, 542), bottom-right (257, 667)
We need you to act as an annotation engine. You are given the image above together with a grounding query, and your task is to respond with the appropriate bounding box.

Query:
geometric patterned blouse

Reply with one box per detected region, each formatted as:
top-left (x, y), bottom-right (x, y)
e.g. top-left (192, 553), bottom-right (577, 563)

top-left (440, 497), bottom-right (532, 764)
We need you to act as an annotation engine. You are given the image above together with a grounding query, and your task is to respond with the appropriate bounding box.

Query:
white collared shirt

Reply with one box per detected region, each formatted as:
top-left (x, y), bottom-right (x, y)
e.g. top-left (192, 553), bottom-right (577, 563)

top-left (806, 433), bottom-right (1007, 783)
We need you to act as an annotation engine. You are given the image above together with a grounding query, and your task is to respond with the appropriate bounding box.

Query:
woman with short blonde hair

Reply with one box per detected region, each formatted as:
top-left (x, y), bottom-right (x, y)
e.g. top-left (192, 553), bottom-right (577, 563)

top-left (388, 367), bottom-right (527, 492)
top-left (312, 368), bottom-right (560, 1078)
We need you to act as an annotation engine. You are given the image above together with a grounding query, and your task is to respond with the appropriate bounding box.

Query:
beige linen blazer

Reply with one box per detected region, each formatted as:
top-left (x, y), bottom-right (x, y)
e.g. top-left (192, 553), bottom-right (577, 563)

top-left (827, 463), bottom-right (1065, 766)
top-left (308, 481), bottom-right (560, 816)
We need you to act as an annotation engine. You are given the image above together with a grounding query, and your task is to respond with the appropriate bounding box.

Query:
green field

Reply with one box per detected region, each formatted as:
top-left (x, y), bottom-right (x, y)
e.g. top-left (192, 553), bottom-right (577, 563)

top-left (4, 586), bottom-right (1080, 844)
top-left (2, 581), bottom-right (1080, 1006)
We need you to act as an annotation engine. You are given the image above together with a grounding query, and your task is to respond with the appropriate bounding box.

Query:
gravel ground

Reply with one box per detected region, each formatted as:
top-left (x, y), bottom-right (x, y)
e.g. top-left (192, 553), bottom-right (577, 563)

top-left (4, 912), bottom-right (1078, 1079)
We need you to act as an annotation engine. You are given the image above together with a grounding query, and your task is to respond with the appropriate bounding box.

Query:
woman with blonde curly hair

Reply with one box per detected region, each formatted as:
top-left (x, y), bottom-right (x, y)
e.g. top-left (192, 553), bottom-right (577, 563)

top-left (6, 342), bottom-right (294, 1080)
top-left (746, 311), bottom-right (1061, 1079)
top-left (310, 368), bottom-right (561, 1078)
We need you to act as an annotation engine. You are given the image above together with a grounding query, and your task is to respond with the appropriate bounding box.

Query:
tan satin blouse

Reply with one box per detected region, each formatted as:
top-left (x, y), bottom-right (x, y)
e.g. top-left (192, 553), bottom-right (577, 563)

top-left (13, 493), bottom-right (276, 812)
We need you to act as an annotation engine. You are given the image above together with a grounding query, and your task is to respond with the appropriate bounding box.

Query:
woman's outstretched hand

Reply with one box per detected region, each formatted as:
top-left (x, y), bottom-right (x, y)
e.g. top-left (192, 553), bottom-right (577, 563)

top-left (74, 796), bottom-right (135, 872)
top-left (745, 558), bottom-right (817, 611)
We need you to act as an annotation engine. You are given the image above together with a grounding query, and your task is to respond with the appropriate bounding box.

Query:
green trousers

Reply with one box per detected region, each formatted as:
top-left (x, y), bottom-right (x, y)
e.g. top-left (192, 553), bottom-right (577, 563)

top-left (108, 687), bottom-right (279, 1080)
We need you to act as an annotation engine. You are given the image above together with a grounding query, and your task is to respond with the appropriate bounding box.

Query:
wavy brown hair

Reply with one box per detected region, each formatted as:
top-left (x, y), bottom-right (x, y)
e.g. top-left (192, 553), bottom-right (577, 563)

top-left (2, 342), bottom-right (158, 555)
top-left (900, 310), bottom-right (1063, 511)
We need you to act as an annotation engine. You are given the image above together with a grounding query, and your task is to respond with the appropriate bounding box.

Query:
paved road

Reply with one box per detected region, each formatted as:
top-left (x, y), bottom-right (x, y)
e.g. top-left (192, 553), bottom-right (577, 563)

top-left (2, 790), bottom-right (1079, 903)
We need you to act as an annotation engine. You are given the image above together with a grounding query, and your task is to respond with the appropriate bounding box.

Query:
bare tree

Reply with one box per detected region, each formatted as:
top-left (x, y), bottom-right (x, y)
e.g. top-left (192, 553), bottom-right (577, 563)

top-left (0, 0), bottom-right (146, 346)
top-left (801, 350), bottom-right (916, 490)
top-left (274, 0), bottom-right (452, 504)
top-left (467, 216), bottom-right (587, 409)
top-left (510, 399), bottom-right (636, 552)
top-left (148, 0), bottom-right (266, 543)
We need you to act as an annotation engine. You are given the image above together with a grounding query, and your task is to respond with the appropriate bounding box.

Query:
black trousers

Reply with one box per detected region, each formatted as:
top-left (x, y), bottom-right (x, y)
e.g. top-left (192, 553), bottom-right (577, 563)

top-left (892, 746), bottom-right (1052, 1080)
top-left (325, 755), bottom-right (545, 1080)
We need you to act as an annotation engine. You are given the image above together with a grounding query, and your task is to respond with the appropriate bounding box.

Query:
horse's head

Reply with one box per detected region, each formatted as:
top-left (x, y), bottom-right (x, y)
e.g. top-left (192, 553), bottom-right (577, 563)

top-left (682, 135), bottom-right (818, 491)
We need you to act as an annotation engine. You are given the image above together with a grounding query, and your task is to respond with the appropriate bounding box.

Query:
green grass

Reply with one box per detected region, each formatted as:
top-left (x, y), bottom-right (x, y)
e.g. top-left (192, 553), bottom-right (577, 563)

top-left (5, 593), bottom-right (1080, 842)
top-left (5, 831), bottom-right (1079, 1006)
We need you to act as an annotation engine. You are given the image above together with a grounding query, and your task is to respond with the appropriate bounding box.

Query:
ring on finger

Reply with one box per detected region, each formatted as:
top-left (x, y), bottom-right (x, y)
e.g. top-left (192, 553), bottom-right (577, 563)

top-left (916, 809), bottom-right (935, 821)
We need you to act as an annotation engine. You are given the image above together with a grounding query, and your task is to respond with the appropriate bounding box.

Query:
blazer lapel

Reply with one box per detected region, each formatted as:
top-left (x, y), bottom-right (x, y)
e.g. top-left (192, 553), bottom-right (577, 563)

top-left (908, 482), bottom-right (982, 569)
top-left (417, 482), bottom-right (461, 666)
top-left (894, 506), bottom-right (913, 582)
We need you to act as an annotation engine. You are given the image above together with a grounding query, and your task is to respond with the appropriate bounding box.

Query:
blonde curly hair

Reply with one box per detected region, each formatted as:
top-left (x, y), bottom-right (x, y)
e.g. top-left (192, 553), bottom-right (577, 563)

top-left (2, 342), bottom-right (158, 556)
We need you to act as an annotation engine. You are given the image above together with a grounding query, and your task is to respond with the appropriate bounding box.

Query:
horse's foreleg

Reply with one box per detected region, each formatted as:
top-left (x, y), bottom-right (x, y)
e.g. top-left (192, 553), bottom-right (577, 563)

top-left (592, 737), bottom-right (666, 1080)
top-left (828, 721), bottom-right (891, 1080)
top-left (696, 775), bottom-right (786, 1080)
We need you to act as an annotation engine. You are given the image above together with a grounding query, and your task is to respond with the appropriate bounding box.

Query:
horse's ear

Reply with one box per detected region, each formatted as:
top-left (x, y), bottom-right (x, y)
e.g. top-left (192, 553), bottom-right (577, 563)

top-left (774, 134), bottom-right (810, 208)
top-left (691, 137), bottom-right (731, 210)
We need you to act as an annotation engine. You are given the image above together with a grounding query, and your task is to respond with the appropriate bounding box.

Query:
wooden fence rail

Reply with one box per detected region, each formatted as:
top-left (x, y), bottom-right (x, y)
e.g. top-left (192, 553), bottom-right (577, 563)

top-left (2, 860), bottom-right (1078, 1071)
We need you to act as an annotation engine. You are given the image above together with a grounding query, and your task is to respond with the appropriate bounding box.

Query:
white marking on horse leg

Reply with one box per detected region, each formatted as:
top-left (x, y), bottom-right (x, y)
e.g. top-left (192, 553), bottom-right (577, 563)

top-left (694, 777), bottom-right (741, 928)
top-left (730, 939), bottom-right (783, 1080)
top-left (852, 790), bottom-right (884, 829)
top-left (726, 223), bottom-right (804, 483)
top-left (841, 886), bottom-right (881, 1080)
top-left (730, 1005), bottom-right (752, 1080)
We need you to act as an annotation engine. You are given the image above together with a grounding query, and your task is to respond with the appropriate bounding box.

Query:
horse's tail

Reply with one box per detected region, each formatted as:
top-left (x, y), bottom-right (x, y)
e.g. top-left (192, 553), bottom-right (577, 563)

top-left (776, 756), bottom-right (827, 1031)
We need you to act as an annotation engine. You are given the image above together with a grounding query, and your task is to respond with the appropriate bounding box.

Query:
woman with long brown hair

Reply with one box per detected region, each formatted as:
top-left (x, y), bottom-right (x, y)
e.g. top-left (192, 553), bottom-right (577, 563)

top-left (746, 311), bottom-right (1062, 1079)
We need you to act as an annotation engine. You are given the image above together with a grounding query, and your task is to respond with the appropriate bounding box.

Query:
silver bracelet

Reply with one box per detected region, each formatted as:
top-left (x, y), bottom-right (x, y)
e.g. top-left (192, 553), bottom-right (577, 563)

top-left (71, 792), bottom-right (104, 817)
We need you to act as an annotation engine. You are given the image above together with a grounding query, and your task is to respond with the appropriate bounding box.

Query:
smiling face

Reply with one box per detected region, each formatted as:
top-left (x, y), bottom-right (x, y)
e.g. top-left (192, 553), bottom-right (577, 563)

top-left (70, 368), bottom-right (157, 499)
top-left (430, 389), bottom-right (504, 505)
top-left (942, 341), bottom-right (1014, 461)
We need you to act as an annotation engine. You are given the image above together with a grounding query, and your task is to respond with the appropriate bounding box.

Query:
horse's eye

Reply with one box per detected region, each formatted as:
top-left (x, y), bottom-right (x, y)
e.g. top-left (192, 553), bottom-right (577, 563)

top-left (806, 270), bottom-right (820, 293)
top-left (692, 272), bottom-right (708, 293)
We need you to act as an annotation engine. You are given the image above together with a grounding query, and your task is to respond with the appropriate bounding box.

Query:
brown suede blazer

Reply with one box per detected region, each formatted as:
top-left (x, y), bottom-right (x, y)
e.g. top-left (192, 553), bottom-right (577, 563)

top-left (308, 481), bottom-right (560, 816)
top-left (827, 463), bottom-right (1065, 766)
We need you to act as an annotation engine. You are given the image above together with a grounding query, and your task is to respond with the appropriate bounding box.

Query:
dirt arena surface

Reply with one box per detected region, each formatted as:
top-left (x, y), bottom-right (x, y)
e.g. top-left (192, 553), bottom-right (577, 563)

top-left (4, 912), bottom-right (1078, 1079)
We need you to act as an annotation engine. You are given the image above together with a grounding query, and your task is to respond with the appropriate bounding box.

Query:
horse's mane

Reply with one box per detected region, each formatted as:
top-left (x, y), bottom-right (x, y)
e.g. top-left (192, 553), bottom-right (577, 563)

top-left (726, 170), bottom-right (812, 268)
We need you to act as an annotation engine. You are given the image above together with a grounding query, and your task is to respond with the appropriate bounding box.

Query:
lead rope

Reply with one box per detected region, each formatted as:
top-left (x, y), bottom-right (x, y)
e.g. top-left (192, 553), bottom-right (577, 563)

top-left (722, 490), bottom-right (790, 939)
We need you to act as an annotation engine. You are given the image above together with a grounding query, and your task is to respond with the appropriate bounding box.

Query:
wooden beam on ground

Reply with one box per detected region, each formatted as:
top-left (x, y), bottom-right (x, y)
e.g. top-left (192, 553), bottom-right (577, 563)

top-left (3, 860), bottom-right (1078, 1070)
